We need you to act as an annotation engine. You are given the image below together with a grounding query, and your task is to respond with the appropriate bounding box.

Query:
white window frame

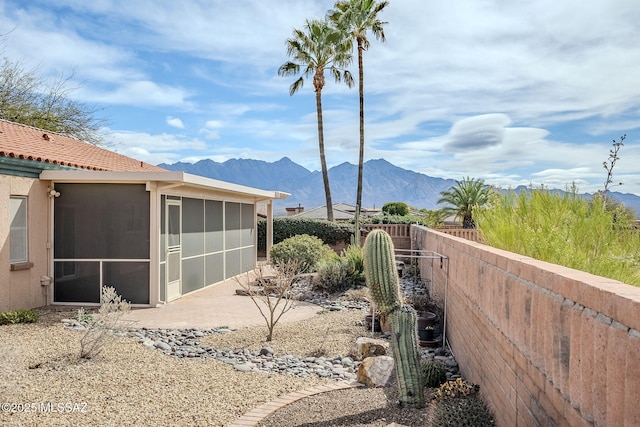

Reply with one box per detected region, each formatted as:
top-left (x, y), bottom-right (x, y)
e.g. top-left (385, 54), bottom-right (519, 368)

top-left (10, 196), bottom-right (28, 264)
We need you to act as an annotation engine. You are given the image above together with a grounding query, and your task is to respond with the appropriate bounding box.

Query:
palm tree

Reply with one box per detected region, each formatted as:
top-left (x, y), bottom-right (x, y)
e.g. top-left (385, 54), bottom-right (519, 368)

top-left (328, 0), bottom-right (388, 212)
top-left (438, 177), bottom-right (491, 229)
top-left (278, 19), bottom-right (354, 221)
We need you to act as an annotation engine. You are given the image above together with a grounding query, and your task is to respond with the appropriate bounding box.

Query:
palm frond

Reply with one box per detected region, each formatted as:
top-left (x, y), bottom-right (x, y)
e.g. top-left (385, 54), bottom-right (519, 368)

top-left (289, 77), bottom-right (304, 96)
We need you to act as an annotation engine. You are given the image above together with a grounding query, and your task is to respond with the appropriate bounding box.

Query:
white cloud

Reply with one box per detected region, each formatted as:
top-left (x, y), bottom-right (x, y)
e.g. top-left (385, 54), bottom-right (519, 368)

top-left (2, 0), bottom-right (640, 196)
top-left (166, 116), bottom-right (185, 129)
top-left (205, 120), bottom-right (223, 129)
top-left (443, 114), bottom-right (511, 152)
top-left (80, 80), bottom-right (190, 107)
top-left (105, 129), bottom-right (208, 164)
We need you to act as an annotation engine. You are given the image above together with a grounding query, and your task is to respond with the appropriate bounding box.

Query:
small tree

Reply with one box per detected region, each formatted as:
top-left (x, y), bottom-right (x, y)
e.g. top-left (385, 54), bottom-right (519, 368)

top-left (0, 57), bottom-right (106, 145)
top-left (235, 262), bottom-right (299, 342)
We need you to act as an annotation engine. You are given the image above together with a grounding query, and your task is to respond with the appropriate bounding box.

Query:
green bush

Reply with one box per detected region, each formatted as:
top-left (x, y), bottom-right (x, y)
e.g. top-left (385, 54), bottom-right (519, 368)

top-left (0, 309), bottom-right (39, 325)
top-left (342, 244), bottom-right (365, 287)
top-left (258, 217), bottom-right (354, 251)
top-left (315, 258), bottom-right (353, 293)
top-left (269, 234), bottom-right (337, 273)
top-left (315, 244), bottom-right (366, 293)
top-left (365, 213), bottom-right (433, 227)
top-left (382, 201), bottom-right (410, 216)
top-left (475, 188), bottom-right (640, 286)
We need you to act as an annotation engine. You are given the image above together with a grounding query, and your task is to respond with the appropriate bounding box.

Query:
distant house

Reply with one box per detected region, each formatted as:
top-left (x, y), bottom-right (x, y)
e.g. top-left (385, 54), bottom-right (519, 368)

top-left (286, 203), bottom-right (381, 221)
top-left (0, 119), bottom-right (288, 311)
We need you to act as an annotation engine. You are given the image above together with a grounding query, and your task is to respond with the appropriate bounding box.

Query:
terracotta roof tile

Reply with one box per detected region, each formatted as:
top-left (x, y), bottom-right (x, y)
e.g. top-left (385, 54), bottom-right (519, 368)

top-left (0, 119), bottom-right (166, 172)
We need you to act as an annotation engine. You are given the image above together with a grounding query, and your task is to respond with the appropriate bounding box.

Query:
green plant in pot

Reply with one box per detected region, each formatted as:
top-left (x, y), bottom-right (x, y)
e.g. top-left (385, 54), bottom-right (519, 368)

top-left (364, 229), bottom-right (425, 407)
top-left (418, 325), bottom-right (435, 341)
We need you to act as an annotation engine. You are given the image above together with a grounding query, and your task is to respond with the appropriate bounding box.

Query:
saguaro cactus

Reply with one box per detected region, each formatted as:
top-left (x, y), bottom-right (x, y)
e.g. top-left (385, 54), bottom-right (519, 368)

top-left (364, 229), bottom-right (425, 407)
top-left (363, 229), bottom-right (402, 315)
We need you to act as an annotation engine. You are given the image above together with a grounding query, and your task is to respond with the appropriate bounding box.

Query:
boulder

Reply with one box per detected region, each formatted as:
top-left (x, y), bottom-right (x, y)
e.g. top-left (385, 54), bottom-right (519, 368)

top-left (351, 337), bottom-right (389, 360)
top-left (357, 356), bottom-right (395, 387)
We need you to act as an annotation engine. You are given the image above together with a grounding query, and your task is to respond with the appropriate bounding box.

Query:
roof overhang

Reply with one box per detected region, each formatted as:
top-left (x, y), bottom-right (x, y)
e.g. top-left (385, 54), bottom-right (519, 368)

top-left (39, 170), bottom-right (290, 202)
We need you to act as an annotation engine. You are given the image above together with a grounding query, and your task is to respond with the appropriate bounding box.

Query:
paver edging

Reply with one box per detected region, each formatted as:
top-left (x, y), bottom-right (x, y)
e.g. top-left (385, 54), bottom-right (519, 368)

top-left (229, 380), bottom-right (364, 427)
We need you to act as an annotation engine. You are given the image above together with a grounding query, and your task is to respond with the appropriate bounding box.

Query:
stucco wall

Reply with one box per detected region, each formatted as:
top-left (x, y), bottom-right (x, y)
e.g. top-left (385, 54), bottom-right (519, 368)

top-left (412, 225), bottom-right (640, 427)
top-left (0, 176), bottom-right (50, 312)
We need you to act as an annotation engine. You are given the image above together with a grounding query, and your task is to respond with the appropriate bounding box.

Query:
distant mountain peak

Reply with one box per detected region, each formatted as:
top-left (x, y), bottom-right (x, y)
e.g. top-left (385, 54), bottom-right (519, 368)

top-left (157, 157), bottom-right (640, 217)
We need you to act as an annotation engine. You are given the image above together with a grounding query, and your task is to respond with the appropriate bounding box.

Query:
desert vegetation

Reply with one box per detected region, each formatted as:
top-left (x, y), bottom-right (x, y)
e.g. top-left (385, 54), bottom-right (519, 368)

top-left (475, 188), bottom-right (640, 286)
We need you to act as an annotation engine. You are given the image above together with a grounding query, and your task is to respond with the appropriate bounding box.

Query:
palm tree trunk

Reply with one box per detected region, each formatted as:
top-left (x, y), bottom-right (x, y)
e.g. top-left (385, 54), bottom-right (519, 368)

top-left (316, 88), bottom-right (334, 221)
top-left (356, 39), bottom-right (365, 211)
top-left (463, 215), bottom-right (475, 229)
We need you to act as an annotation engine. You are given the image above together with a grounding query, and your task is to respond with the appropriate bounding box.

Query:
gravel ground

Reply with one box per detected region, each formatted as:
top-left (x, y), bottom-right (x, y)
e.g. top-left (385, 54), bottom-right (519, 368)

top-left (258, 387), bottom-right (431, 427)
top-left (3, 306), bottom-right (426, 426)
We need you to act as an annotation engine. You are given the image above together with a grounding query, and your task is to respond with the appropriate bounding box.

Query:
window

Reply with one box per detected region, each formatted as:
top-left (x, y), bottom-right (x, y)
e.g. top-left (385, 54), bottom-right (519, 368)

top-left (10, 196), bottom-right (28, 264)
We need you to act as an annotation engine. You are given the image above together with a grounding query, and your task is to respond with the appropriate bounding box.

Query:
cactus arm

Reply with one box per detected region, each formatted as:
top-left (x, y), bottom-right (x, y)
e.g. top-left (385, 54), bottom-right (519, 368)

top-left (390, 305), bottom-right (425, 407)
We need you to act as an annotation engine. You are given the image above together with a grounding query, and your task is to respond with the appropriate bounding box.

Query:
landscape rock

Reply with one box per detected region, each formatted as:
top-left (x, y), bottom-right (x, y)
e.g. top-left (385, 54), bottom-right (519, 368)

top-left (357, 356), bottom-right (395, 387)
top-left (351, 336), bottom-right (389, 360)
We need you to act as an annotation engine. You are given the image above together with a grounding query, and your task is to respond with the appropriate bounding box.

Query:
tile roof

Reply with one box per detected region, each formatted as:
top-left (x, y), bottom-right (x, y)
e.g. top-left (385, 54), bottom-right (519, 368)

top-left (0, 119), bottom-right (165, 172)
top-left (290, 205), bottom-right (355, 220)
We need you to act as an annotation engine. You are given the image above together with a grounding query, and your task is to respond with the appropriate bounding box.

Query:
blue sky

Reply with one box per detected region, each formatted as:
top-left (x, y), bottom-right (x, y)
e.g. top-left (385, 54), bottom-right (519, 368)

top-left (2, 0), bottom-right (639, 195)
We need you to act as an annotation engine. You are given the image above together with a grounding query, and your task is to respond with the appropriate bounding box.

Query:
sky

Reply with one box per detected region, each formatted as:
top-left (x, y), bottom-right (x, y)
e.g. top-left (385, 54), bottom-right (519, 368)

top-left (1, 0), bottom-right (639, 196)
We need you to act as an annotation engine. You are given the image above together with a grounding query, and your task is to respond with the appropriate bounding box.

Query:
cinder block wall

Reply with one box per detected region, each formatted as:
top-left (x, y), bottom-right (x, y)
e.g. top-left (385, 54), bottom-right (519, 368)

top-left (412, 226), bottom-right (640, 427)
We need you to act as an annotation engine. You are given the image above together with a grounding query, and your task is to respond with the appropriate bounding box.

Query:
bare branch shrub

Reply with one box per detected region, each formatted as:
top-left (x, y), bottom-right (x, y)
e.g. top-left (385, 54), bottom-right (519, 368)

top-left (235, 262), bottom-right (299, 342)
top-left (79, 286), bottom-right (130, 359)
top-left (601, 134), bottom-right (626, 208)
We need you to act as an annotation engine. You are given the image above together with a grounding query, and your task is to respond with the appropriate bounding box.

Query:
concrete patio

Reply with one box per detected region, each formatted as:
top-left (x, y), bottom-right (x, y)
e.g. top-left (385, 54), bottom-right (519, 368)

top-left (121, 277), bottom-right (322, 330)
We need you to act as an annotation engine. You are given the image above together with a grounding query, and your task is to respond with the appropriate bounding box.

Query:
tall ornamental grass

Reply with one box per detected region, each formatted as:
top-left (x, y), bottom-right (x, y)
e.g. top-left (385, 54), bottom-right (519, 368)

top-left (474, 188), bottom-right (640, 287)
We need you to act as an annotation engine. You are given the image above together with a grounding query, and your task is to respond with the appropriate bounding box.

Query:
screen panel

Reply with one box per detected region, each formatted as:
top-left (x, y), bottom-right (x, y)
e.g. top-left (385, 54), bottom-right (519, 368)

top-left (225, 202), bottom-right (241, 250)
top-left (54, 184), bottom-right (150, 259)
top-left (205, 200), bottom-right (223, 253)
top-left (182, 256), bottom-right (205, 294)
top-left (225, 248), bottom-right (242, 279)
top-left (205, 253), bottom-right (224, 286)
top-left (53, 261), bottom-right (100, 303)
top-left (182, 197), bottom-right (204, 257)
top-left (241, 203), bottom-right (255, 247)
top-left (103, 262), bottom-right (150, 304)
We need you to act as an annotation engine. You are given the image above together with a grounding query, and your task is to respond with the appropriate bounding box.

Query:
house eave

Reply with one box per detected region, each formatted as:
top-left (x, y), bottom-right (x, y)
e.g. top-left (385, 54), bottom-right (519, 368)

top-left (39, 170), bottom-right (290, 202)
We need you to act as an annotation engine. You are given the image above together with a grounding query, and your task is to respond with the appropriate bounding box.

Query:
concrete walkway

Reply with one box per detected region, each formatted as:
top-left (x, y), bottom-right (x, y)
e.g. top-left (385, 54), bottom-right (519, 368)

top-left (121, 277), bottom-right (322, 330)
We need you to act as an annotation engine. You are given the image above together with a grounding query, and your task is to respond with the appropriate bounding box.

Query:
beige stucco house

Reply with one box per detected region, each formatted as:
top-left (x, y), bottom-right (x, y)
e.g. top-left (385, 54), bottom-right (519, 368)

top-left (0, 119), bottom-right (287, 312)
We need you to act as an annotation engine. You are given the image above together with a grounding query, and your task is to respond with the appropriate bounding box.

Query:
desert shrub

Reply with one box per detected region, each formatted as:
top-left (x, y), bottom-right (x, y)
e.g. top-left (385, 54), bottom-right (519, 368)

top-left (315, 258), bottom-right (353, 293)
top-left (257, 217), bottom-right (354, 251)
top-left (365, 213), bottom-right (431, 226)
top-left (475, 188), bottom-right (640, 286)
top-left (79, 286), bottom-right (130, 359)
top-left (0, 309), bottom-right (39, 325)
top-left (382, 201), bottom-right (410, 216)
top-left (315, 243), bottom-right (367, 292)
top-left (269, 234), bottom-right (337, 273)
top-left (342, 244), bottom-right (365, 287)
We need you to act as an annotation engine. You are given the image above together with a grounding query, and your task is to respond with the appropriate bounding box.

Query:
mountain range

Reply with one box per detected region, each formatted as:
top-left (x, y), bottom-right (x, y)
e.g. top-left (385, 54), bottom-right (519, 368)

top-left (158, 157), bottom-right (640, 218)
